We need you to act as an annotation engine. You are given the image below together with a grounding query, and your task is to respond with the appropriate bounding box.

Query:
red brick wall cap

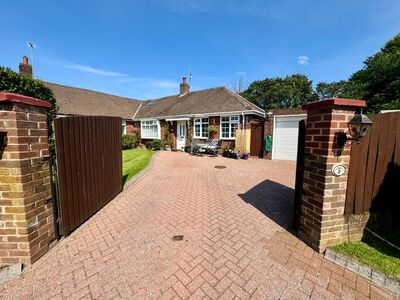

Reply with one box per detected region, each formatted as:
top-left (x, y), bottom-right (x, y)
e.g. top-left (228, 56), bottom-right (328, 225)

top-left (0, 92), bottom-right (52, 108)
top-left (302, 98), bottom-right (366, 111)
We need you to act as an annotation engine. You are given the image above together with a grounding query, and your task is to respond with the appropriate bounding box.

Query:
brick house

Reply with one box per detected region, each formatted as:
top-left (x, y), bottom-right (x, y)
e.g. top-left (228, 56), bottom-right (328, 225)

top-left (18, 57), bottom-right (265, 152)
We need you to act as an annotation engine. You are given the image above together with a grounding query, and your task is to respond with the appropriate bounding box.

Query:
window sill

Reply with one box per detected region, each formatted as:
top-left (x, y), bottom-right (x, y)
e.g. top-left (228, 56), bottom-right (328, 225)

top-left (221, 137), bottom-right (236, 140)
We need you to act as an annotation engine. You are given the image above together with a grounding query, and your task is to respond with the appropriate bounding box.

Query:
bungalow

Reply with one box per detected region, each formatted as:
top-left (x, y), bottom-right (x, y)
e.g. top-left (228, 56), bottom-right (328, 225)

top-left (17, 57), bottom-right (265, 154)
top-left (14, 56), bottom-right (268, 157)
top-left (133, 77), bottom-right (265, 151)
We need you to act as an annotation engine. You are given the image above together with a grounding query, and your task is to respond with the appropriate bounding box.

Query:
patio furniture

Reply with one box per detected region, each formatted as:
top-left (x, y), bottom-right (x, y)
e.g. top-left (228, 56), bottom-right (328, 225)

top-left (191, 139), bottom-right (206, 156)
top-left (202, 139), bottom-right (223, 156)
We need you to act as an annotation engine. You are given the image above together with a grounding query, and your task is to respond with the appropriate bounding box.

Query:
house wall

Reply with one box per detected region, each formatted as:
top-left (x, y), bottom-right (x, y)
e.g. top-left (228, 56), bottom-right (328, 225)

top-left (126, 121), bottom-right (140, 136)
top-left (263, 107), bottom-right (306, 159)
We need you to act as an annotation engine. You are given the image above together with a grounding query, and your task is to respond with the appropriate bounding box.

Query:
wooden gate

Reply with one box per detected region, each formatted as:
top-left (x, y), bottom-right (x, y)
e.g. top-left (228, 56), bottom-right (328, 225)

top-left (54, 116), bottom-right (122, 235)
top-left (250, 122), bottom-right (264, 157)
top-left (294, 120), bottom-right (306, 229)
top-left (345, 112), bottom-right (400, 214)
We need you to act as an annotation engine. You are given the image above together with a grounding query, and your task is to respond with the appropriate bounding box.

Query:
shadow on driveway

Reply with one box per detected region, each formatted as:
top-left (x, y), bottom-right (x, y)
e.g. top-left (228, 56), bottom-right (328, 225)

top-left (239, 179), bottom-right (295, 229)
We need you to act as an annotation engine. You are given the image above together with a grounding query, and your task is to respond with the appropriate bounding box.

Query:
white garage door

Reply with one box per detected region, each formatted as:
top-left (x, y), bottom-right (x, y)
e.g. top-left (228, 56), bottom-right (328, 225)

top-left (272, 115), bottom-right (306, 161)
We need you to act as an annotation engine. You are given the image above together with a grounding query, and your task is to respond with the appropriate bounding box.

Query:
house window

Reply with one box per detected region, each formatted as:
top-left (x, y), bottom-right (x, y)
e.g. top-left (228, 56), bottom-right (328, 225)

top-left (141, 120), bottom-right (160, 139)
top-left (221, 116), bottom-right (240, 139)
top-left (122, 120), bottom-right (126, 135)
top-left (194, 118), bottom-right (209, 138)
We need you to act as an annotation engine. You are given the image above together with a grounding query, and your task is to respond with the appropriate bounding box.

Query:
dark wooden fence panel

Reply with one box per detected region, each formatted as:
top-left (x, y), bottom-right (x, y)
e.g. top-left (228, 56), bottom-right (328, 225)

top-left (55, 116), bottom-right (122, 235)
top-left (345, 112), bottom-right (400, 214)
top-left (294, 120), bottom-right (306, 229)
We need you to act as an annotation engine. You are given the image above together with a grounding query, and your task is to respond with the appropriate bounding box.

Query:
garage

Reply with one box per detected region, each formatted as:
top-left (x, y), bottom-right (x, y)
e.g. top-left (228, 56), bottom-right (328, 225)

top-left (272, 115), bottom-right (306, 161)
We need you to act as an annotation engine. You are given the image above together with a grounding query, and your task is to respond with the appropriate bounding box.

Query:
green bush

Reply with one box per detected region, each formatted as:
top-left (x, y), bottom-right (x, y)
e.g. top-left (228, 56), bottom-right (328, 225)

top-left (122, 134), bottom-right (137, 150)
top-left (151, 139), bottom-right (162, 150)
top-left (144, 139), bottom-right (162, 150)
top-left (161, 140), bottom-right (171, 149)
top-left (0, 66), bottom-right (58, 154)
top-left (145, 140), bottom-right (153, 149)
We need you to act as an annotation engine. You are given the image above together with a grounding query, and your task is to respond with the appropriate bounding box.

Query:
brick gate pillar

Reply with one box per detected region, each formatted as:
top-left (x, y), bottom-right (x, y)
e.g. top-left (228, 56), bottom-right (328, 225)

top-left (298, 98), bottom-right (369, 253)
top-left (0, 93), bottom-right (54, 266)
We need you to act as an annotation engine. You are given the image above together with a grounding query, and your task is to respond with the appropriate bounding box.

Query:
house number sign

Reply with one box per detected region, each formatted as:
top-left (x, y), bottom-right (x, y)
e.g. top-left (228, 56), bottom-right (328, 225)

top-left (332, 164), bottom-right (346, 177)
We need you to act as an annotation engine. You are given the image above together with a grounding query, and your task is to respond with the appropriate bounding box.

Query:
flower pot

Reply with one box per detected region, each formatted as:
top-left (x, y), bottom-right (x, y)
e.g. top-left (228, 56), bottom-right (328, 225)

top-left (241, 154), bottom-right (250, 160)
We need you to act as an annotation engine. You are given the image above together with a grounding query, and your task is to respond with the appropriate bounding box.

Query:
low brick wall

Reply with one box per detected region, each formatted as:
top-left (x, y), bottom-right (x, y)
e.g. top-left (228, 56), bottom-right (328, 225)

top-left (0, 93), bottom-right (54, 266)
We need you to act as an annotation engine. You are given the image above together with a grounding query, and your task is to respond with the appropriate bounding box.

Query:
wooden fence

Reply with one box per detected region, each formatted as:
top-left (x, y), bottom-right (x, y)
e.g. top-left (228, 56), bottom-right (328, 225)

top-left (54, 116), bottom-right (122, 235)
top-left (345, 112), bottom-right (400, 214)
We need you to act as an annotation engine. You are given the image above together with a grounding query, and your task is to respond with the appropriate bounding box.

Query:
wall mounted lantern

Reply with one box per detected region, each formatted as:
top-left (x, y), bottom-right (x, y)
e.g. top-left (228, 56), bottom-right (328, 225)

top-left (337, 112), bottom-right (373, 148)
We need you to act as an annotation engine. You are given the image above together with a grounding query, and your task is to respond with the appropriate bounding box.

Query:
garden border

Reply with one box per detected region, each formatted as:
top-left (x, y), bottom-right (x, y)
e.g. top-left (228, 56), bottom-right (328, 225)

top-left (324, 248), bottom-right (400, 295)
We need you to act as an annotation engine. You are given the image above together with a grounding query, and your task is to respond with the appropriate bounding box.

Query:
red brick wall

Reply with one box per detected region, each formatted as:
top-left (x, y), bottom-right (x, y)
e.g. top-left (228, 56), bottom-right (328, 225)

top-left (0, 99), bottom-right (54, 266)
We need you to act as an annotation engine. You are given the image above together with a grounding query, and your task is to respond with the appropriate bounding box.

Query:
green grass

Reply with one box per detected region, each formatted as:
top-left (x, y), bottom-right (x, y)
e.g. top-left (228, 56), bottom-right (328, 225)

top-left (333, 232), bottom-right (400, 280)
top-left (122, 149), bottom-right (156, 185)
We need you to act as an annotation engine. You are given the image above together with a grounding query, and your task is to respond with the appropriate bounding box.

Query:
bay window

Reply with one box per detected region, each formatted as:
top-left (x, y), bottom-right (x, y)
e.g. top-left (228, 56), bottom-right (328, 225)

top-left (221, 116), bottom-right (240, 139)
top-left (141, 120), bottom-right (160, 139)
top-left (194, 118), bottom-right (209, 138)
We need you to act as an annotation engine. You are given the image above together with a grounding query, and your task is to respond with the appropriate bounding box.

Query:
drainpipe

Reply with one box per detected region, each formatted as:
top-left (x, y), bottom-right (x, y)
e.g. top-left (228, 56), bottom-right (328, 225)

top-left (242, 112), bottom-right (245, 154)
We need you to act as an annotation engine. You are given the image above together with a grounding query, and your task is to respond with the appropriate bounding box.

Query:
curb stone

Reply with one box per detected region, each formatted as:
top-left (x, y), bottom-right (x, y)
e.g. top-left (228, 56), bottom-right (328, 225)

top-left (0, 263), bottom-right (22, 285)
top-left (324, 248), bottom-right (400, 295)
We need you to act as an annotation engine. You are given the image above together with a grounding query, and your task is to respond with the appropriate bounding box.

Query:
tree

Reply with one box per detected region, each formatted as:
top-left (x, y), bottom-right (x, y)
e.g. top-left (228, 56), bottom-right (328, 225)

top-left (241, 74), bottom-right (317, 109)
top-left (349, 34), bottom-right (400, 112)
top-left (315, 80), bottom-right (356, 99)
top-left (229, 75), bottom-right (249, 94)
top-left (0, 66), bottom-right (58, 153)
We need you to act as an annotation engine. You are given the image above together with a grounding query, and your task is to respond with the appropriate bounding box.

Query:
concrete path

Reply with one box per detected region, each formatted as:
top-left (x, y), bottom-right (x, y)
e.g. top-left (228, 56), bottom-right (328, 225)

top-left (0, 152), bottom-right (397, 299)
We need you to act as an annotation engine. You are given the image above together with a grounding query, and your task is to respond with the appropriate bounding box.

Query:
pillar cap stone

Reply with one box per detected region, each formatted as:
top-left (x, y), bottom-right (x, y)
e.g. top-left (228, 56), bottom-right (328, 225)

top-left (302, 98), bottom-right (366, 111)
top-left (0, 92), bottom-right (51, 108)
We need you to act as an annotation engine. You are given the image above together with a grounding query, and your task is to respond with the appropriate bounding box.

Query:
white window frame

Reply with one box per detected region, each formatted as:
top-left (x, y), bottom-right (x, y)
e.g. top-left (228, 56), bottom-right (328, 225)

top-left (193, 117), bottom-right (209, 139)
top-left (140, 120), bottom-right (161, 139)
top-left (122, 120), bottom-right (127, 135)
top-left (220, 115), bottom-right (240, 140)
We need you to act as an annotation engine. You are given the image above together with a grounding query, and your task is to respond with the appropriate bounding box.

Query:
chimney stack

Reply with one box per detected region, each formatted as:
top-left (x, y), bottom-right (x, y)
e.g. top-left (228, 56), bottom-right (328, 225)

top-left (179, 76), bottom-right (190, 95)
top-left (19, 56), bottom-right (33, 77)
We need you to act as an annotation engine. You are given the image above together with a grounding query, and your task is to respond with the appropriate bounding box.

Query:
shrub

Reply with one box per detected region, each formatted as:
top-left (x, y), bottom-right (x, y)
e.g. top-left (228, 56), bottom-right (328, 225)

top-left (122, 134), bottom-right (137, 150)
top-left (151, 139), bottom-right (162, 150)
top-left (0, 66), bottom-right (58, 154)
top-left (161, 140), bottom-right (171, 150)
top-left (145, 140), bottom-right (153, 149)
top-left (208, 124), bottom-right (218, 134)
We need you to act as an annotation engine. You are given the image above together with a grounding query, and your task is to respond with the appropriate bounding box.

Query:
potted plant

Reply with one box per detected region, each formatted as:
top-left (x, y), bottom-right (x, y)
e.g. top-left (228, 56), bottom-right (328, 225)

top-left (222, 144), bottom-right (232, 157)
top-left (241, 153), bottom-right (250, 160)
top-left (208, 125), bottom-right (218, 139)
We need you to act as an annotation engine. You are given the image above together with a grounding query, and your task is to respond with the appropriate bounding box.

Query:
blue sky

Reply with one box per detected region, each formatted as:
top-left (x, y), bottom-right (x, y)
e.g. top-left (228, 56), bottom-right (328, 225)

top-left (1, 0), bottom-right (399, 100)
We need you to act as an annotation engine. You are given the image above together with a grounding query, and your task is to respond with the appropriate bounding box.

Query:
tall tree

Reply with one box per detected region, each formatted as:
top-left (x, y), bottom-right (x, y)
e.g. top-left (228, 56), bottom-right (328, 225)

top-left (315, 80), bottom-right (359, 99)
top-left (241, 74), bottom-right (317, 109)
top-left (349, 34), bottom-right (400, 112)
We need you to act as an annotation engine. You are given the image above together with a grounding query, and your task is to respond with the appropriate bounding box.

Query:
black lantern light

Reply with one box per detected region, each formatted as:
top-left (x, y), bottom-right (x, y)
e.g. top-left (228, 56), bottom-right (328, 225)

top-left (337, 112), bottom-right (373, 148)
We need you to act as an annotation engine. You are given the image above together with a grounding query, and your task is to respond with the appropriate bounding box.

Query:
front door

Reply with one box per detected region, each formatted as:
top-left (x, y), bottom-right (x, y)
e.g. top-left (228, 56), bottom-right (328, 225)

top-left (176, 121), bottom-right (186, 151)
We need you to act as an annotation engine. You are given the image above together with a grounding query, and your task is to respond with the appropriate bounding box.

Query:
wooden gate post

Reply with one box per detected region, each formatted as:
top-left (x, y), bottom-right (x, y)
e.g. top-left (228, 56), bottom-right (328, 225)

top-left (298, 98), bottom-right (369, 253)
top-left (0, 93), bottom-right (54, 266)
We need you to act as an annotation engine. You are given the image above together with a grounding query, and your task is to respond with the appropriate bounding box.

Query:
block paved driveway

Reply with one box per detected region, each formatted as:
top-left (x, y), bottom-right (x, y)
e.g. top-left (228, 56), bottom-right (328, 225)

top-left (1, 152), bottom-right (397, 299)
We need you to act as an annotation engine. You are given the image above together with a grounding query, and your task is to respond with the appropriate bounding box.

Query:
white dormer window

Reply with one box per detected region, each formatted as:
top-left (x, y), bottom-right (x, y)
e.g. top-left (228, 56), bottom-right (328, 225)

top-left (141, 120), bottom-right (160, 139)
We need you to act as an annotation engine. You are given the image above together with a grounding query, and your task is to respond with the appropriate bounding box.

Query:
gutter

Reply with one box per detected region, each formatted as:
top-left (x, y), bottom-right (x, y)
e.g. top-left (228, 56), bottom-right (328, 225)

top-left (134, 109), bottom-right (265, 121)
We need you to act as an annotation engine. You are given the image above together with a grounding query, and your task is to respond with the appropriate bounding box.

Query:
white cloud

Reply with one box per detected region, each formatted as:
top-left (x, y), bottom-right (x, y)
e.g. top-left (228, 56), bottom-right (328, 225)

top-left (298, 55), bottom-right (309, 66)
top-left (67, 63), bottom-right (128, 77)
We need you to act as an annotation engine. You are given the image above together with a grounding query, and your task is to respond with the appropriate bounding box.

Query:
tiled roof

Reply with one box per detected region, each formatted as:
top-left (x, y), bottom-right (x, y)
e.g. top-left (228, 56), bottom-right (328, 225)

top-left (46, 83), bottom-right (264, 120)
top-left (45, 82), bottom-right (141, 119)
top-left (135, 86), bottom-right (264, 119)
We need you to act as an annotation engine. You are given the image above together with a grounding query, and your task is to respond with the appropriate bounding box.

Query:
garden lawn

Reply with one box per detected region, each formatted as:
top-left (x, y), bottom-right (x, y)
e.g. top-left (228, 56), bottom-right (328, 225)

top-left (333, 232), bottom-right (400, 280)
top-left (122, 149), bottom-right (156, 184)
